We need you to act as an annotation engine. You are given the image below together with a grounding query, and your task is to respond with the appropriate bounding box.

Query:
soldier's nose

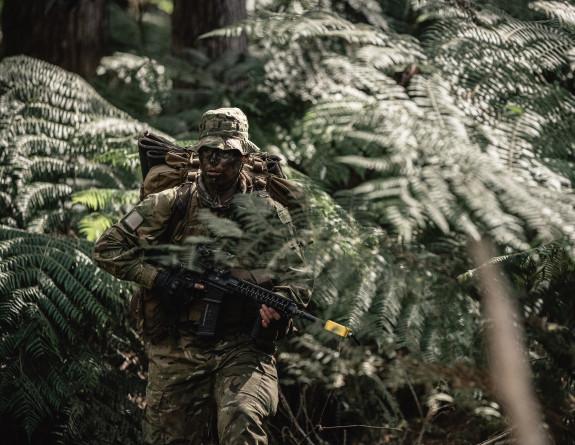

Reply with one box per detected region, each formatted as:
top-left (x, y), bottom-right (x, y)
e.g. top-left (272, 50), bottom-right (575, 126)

top-left (209, 152), bottom-right (219, 164)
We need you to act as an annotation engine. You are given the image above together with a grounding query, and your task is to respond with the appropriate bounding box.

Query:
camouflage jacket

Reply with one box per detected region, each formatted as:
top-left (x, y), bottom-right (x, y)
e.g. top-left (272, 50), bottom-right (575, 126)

top-left (93, 171), bottom-right (313, 340)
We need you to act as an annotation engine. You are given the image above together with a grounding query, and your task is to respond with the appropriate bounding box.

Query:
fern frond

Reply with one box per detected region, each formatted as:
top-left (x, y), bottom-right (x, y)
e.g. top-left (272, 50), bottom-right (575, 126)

top-left (346, 0), bottom-right (390, 30)
top-left (216, 9), bottom-right (389, 47)
top-left (248, 7), bottom-right (422, 105)
top-left (0, 225), bottom-right (141, 441)
top-left (407, 74), bottom-right (472, 141)
top-left (72, 118), bottom-right (147, 157)
top-left (26, 209), bottom-right (68, 235)
top-left (375, 271), bottom-right (407, 337)
top-left (93, 52), bottom-right (173, 120)
top-left (15, 183), bottom-right (73, 220)
top-left (308, 73), bottom-right (575, 249)
top-left (77, 213), bottom-right (118, 242)
top-left (0, 55), bottom-right (152, 235)
top-left (23, 101), bottom-right (91, 127)
top-left (530, 1), bottom-right (575, 28)
top-left (91, 146), bottom-right (141, 172)
top-left (22, 157), bottom-right (72, 183)
top-left (7, 117), bottom-right (76, 141)
top-left (0, 55), bottom-right (130, 116)
top-left (9, 135), bottom-right (71, 159)
top-left (71, 188), bottom-right (138, 211)
top-left (355, 43), bottom-right (425, 73)
top-left (458, 240), bottom-right (573, 285)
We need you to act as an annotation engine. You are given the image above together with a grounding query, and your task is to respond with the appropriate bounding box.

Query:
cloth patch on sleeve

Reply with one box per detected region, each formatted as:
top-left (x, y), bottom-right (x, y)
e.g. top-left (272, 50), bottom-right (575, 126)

top-left (121, 208), bottom-right (145, 232)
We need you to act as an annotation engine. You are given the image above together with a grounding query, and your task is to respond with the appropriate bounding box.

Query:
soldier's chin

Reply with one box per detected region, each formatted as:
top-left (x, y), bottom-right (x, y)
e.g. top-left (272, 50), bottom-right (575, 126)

top-left (207, 177), bottom-right (234, 191)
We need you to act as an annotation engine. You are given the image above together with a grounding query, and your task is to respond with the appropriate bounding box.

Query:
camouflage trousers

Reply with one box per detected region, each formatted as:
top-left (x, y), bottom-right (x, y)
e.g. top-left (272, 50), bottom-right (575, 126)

top-left (142, 331), bottom-right (279, 445)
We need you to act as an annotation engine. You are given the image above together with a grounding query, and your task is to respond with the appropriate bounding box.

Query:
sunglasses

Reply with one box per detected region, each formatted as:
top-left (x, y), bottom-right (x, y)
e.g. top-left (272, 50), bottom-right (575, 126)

top-left (198, 146), bottom-right (242, 163)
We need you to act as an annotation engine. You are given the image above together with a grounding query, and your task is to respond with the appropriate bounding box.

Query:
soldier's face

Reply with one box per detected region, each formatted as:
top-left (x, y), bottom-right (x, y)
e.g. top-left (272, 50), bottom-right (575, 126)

top-left (199, 146), bottom-right (245, 191)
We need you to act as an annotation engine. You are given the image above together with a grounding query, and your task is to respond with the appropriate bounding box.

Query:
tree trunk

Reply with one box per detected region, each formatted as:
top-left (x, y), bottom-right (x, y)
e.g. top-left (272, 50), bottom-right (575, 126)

top-left (0, 0), bottom-right (107, 79)
top-left (172, 0), bottom-right (247, 59)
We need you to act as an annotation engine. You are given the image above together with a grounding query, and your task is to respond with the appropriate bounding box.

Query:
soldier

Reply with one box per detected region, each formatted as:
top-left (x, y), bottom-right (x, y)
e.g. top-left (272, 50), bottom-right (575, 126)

top-left (93, 108), bottom-right (312, 444)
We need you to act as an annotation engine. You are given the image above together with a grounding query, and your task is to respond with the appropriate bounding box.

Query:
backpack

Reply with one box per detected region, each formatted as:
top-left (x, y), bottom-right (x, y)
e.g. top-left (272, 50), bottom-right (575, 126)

top-left (137, 131), bottom-right (306, 214)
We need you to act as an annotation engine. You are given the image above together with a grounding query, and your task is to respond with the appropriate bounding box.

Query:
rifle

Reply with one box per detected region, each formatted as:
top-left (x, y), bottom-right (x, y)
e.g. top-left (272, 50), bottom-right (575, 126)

top-left (182, 263), bottom-right (360, 344)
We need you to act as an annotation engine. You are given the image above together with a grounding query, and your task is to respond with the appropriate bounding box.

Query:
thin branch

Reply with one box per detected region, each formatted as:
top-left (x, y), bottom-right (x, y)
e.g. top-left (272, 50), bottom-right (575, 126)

top-left (474, 428), bottom-right (513, 445)
top-left (317, 424), bottom-right (404, 432)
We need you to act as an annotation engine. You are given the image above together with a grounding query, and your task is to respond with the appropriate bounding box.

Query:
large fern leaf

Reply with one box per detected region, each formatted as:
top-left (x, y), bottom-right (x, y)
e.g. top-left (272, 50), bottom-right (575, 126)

top-left (0, 225), bottom-right (143, 443)
top-left (0, 55), bottom-right (154, 234)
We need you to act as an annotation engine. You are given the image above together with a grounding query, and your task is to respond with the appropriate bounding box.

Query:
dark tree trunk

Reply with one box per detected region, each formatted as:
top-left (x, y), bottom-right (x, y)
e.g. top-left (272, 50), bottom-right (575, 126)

top-left (1, 0), bottom-right (107, 79)
top-left (172, 0), bottom-right (247, 59)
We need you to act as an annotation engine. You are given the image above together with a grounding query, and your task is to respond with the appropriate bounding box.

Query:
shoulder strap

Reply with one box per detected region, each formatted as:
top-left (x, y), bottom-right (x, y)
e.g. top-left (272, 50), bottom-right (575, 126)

top-left (161, 181), bottom-right (196, 243)
top-left (174, 181), bottom-right (195, 218)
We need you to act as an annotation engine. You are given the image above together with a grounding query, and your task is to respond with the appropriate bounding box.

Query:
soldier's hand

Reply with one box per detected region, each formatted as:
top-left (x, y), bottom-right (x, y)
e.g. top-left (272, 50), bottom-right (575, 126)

top-left (260, 304), bottom-right (281, 328)
top-left (153, 268), bottom-right (203, 311)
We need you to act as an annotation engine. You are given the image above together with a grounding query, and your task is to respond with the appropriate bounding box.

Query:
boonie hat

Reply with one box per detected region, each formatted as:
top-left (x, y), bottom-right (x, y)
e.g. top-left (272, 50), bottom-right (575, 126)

top-left (193, 107), bottom-right (260, 155)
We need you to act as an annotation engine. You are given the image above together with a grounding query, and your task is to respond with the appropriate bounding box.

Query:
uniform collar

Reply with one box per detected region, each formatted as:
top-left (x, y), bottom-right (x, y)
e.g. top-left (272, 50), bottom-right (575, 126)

top-left (196, 171), bottom-right (253, 210)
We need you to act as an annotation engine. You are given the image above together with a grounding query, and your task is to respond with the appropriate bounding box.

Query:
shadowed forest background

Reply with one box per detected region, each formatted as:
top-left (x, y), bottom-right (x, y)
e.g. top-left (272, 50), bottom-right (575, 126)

top-left (1, 0), bottom-right (575, 444)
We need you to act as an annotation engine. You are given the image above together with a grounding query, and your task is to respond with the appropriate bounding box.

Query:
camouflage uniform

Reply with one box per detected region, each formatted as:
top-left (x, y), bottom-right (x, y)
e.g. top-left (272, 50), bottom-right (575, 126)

top-left (93, 108), bottom-right (312, 445)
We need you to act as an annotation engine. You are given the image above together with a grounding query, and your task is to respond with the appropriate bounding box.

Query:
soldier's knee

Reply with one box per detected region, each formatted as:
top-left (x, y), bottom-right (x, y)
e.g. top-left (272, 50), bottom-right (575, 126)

top-left (218, 401), bottom-right (269, 445)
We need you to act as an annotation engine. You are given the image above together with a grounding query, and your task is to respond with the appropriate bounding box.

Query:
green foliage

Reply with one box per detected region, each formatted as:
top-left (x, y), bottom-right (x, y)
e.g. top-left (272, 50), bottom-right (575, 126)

top-left (0, 55), bottom-right (153, 235)
top-left (0, 225), bottom-right (144, 444)
top-left (2, 0), bottom-right (575, 443)
top-left (272, 334), bottom-right (404, 444)
top-left (459, 239), bottom-right (575, 440)
top-left (240, 0), bottom-right (575, 441)
top-left (106, 1), bottom-right (173, 58)
top-left (93, 52), bottom-right (173, 121)
top-left (460, 239), bottom-right (575, 369)
top-left (241, 1), bottom-right (575, 254)
top-left (0, 56), bottom-right (152, 443)
top-left (71, 189), bottom-right (139, 240)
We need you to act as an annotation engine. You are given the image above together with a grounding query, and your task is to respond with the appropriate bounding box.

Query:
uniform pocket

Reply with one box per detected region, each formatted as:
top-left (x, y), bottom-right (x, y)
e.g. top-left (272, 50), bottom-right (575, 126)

top-left (129, 288), bottom-right (144, 335)
top-left (254, 352), bottom-right (279, 415)
top-left (257, 352), bottom-right (278, 381)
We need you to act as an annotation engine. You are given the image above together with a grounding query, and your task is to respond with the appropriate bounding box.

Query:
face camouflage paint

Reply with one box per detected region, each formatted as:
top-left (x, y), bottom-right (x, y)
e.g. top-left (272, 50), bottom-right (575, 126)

top-left (198, 146), bottom-right (241, 164)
